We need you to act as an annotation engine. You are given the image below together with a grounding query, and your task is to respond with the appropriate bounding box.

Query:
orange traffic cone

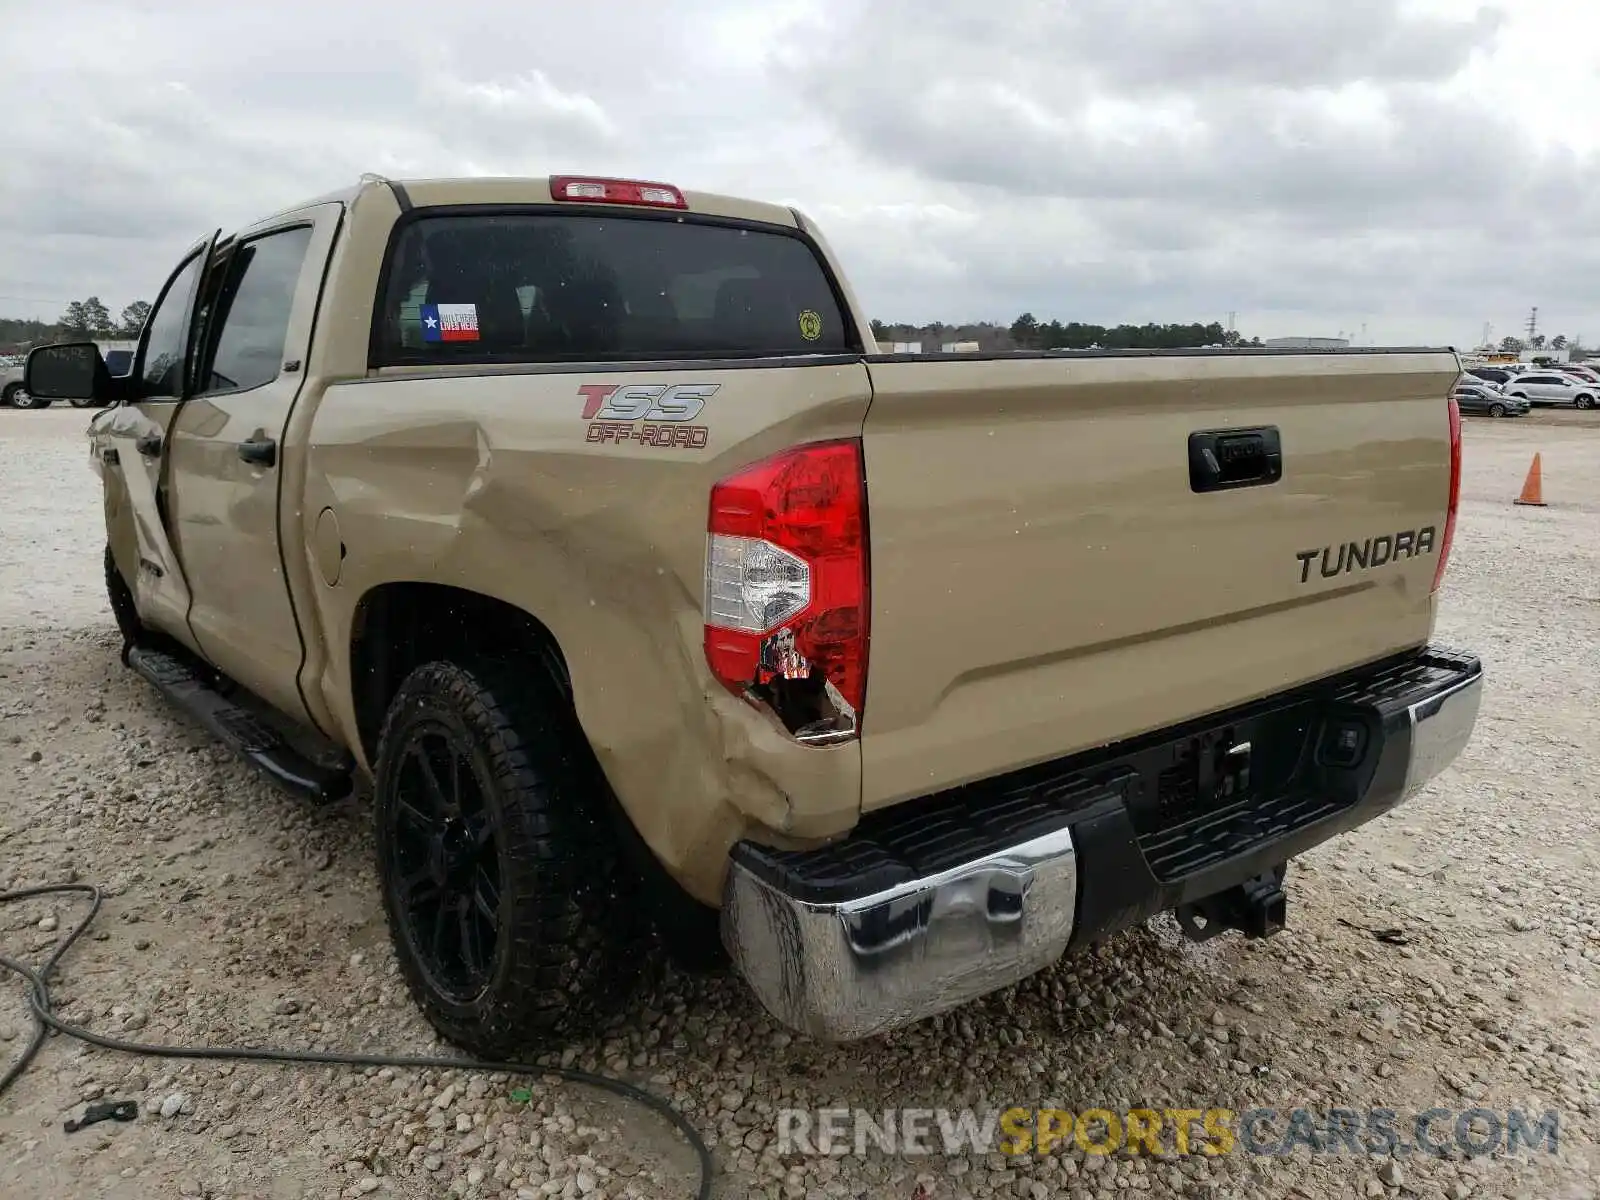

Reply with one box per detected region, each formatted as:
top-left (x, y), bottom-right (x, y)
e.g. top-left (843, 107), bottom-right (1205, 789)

top-left (1514, 453), bottom-right (1546, 506)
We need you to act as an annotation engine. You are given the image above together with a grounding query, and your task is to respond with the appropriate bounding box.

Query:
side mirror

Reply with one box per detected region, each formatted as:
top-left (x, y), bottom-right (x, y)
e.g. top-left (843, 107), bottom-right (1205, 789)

top-left (25, 342), bottom-right (118, 404)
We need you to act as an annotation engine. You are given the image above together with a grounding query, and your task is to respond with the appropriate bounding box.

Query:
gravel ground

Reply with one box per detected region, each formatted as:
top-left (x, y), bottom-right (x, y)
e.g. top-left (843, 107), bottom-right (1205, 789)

top-left (2, 404), bottom-right (1598, 1200)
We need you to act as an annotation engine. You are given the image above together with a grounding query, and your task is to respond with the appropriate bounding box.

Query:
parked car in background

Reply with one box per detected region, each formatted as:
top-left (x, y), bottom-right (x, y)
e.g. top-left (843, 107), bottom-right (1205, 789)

top-left (1, 355), bottom-right (49, 408)
top-left (1453, 382), bottom-right (1526, 418)
top-left (1553, 363), bottom-right (1600, 387)
top-left (1465, 367), bottom-right (1513, 388)
top-left (1503, 370), bottom-right (1598, 409)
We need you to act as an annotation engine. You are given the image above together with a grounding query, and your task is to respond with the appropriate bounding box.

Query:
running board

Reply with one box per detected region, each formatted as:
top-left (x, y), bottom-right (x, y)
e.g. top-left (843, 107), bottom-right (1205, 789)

top-left (124, 644), bottom-right (354, 802)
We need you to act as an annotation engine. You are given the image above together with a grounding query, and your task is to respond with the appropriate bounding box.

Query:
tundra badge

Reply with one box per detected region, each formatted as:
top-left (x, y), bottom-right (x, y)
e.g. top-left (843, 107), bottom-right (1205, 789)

top-left (1296, 526), bottom-right (1437, 584)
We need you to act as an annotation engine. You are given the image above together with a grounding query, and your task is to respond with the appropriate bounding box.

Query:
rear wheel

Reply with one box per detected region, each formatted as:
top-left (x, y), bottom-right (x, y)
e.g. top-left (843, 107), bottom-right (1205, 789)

top-left (374, 660), bottom-right (641, 1057)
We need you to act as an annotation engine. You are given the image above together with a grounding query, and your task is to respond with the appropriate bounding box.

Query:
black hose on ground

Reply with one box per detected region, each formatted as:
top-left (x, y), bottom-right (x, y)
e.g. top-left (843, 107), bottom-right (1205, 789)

top-left (0, 882), bottom-right (713, 1199)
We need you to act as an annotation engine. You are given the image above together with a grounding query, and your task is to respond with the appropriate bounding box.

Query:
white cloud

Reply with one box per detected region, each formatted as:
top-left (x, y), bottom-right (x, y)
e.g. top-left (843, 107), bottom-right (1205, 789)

top-left (2, 0), bottom-right (1598, 347)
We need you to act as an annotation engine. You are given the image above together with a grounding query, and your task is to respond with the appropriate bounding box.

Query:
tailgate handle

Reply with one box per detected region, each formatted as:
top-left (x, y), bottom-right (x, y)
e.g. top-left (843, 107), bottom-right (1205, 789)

top-left (1189, 426), bottom-right (1282, 492)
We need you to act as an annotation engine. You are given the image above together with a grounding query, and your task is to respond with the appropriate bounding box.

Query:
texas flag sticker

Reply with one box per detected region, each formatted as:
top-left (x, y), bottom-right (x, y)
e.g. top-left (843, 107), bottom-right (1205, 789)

top-left (420, 303), bottom-right (480, 342)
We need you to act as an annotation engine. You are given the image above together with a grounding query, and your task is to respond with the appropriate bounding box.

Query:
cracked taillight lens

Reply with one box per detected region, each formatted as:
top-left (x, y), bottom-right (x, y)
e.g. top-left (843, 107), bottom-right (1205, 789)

top-left (703, 439), bottom-right (869, 732)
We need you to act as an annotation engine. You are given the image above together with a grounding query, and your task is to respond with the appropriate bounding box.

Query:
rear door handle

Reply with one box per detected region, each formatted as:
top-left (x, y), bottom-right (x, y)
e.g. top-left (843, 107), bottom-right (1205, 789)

top-left (237, 436), bottom-right (277, 468)
top-left (135, 433), bottom-right (162, 458)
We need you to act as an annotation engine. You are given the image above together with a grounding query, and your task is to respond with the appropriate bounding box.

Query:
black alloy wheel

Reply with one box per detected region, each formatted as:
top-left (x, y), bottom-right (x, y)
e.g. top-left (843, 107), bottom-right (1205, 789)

top-left (386, 724), bottom-right (503, 1001)
top-left (374, 660), bottom-right (641, 1056)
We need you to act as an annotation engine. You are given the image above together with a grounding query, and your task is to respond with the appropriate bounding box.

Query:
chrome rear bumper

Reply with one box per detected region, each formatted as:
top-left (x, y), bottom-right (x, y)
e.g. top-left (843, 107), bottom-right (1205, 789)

top-left (1398, 667), bottom-right (1483, 803)
top-left (721, 826), bottom-right (1078, 1042)
top-left (722, 644), bottom-right (1481, 1042)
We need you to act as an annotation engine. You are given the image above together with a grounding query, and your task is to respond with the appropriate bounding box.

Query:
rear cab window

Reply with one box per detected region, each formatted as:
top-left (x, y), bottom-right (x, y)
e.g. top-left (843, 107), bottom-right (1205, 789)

top-left (372, 210), bottom-right (855, 366)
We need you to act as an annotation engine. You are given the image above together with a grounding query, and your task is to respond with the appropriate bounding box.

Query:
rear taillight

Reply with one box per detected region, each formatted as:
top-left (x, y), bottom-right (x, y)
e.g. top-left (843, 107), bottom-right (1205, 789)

top-left (548, 175), bottom-right (687, 209)
top-left (1432, 393), bottom-right (1462, 593)
top-left (703, 440), bottom-right (869, 742)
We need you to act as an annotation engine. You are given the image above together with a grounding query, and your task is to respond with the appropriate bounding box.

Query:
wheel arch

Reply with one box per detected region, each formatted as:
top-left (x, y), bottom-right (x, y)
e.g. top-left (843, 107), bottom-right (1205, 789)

top-left (348, 581), bottom-right (723, 955)
top-left (348, 582), bottom-right (573, 769)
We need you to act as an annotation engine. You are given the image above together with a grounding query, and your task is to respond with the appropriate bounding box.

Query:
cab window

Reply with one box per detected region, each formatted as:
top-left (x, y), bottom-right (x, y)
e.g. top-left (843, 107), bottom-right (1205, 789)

top-left (196, 226), bottom-right (314, 394)
top-left (137, 253), bottom-right (205, 398)
top-left (374, 211), bottom-right (853, 365)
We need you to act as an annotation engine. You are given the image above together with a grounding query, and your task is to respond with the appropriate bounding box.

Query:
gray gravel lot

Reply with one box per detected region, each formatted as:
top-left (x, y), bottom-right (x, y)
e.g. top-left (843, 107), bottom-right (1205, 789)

top-left (1, 405), bottom-right (1598, 1200)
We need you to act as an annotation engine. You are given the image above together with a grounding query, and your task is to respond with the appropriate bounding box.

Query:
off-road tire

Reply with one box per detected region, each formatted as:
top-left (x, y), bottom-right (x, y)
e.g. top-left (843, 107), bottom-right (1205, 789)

top-left (105, 545), bottom-right (144, 646)
top-left (373, 659), bottom-right (643, 1057)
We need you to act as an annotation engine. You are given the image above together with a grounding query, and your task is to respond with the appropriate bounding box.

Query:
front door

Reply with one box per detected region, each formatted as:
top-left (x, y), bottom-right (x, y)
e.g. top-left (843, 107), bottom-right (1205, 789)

top-left (163, 205), bottom-right (342, 724)
top-left (101, 230), bottom-right (219, 656)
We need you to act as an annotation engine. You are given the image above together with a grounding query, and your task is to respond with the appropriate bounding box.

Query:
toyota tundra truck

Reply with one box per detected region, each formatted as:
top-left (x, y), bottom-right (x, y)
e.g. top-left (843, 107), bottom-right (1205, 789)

top-left (24, 173), bottom-right (1482, 1053)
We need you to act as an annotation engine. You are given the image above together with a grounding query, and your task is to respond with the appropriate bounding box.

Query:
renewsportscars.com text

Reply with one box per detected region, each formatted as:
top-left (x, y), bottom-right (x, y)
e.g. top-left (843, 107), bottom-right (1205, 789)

top-left (776, 1105), bottom-right (1562, 1159)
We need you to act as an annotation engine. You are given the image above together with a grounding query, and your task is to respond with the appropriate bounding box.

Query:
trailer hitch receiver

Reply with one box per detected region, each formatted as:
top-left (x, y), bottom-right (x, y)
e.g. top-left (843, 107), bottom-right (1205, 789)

top-left (1175, 865), bottom-right (1288, 942)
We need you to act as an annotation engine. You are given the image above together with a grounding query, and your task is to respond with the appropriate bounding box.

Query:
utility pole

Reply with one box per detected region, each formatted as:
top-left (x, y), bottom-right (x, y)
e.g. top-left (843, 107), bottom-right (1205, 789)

top-left (1526, 307), bottom-right (1538, 344)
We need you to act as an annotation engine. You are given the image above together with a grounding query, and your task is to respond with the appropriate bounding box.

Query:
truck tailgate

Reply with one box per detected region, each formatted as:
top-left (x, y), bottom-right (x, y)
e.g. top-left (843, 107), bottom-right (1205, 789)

top-left (858, 350), bottom-right (1460, 811)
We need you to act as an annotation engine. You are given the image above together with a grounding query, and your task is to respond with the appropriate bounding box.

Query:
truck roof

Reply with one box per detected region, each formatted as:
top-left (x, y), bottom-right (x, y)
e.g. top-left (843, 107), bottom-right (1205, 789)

top-left (267, 173), bottom-right (802, 230)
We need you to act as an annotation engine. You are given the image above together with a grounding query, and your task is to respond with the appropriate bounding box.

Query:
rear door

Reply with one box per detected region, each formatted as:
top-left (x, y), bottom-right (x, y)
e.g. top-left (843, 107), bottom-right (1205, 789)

top-left (100, 230), bottom-right (220, 654)
top-left (163, 203), bottom-right (342, 724)
top-left (856, 350), bottom-right (1460, 811)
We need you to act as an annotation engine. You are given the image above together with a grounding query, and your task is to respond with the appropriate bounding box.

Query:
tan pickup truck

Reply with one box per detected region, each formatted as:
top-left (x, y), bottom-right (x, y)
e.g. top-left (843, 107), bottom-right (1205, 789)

top-left (25, 173), bottom-right (1483, 1054)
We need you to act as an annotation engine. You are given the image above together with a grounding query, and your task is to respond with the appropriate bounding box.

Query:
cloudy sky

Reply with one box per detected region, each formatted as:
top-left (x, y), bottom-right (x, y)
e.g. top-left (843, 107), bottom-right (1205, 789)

top-left (2, 0), bottom-right (1597, 346)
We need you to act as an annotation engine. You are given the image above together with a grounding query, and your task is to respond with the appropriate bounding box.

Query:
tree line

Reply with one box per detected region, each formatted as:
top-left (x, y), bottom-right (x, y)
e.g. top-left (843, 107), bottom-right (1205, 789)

top-left (1497, 333), bottom-right (1582, 355)
top-left (11, 305), bottom-right (1244, 358)
top-left (1008, 314), bottom-right (1253, 350)
top-left (0, 297), bottom-right (151, 354)
top-left (868, 315), bottom-right (1258, 352)
top-left (61, 297), bottom-right (151, 338)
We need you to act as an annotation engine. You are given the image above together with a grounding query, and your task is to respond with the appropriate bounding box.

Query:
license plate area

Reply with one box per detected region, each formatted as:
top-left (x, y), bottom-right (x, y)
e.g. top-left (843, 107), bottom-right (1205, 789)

top-left (1123, 701), bottom-right (1318, 838)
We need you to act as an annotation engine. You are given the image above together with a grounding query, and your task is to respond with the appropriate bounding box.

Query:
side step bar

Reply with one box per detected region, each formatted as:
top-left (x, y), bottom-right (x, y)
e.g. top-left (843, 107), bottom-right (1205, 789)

top-left (125, 644), bottom-right (354, 803)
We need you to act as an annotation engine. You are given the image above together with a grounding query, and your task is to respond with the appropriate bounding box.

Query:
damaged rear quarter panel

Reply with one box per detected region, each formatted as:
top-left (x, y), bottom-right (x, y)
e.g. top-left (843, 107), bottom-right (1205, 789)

top-left (300, 360), bottom-right (873, 905)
